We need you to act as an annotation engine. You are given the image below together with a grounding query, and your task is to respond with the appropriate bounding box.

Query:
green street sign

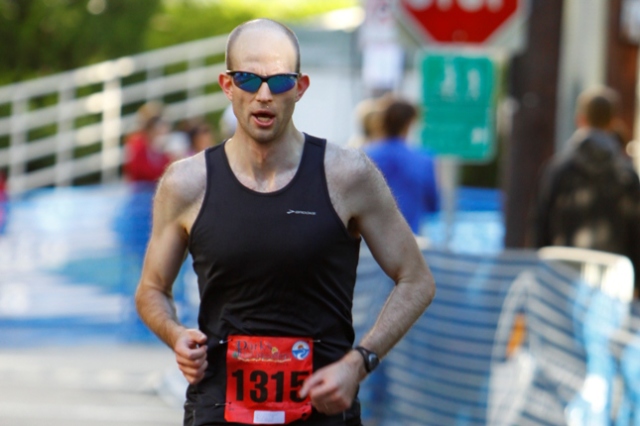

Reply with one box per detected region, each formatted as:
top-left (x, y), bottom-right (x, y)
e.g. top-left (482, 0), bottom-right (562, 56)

top-left (420, 52), bottom-right (498, 162)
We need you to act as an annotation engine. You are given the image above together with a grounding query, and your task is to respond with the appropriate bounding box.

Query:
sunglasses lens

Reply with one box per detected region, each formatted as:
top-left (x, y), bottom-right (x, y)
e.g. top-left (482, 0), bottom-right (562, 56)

top-left (267, 75), bottom-right (297, 94)
top-left (233, 72), bottom-right (262, 93)
top-left (231, 72), bottom-right (297, 94)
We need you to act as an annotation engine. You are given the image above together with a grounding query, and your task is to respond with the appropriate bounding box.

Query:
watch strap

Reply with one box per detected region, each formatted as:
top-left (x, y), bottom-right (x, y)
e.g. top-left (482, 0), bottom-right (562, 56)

top-left (354, 345), bottom-right (377, 373)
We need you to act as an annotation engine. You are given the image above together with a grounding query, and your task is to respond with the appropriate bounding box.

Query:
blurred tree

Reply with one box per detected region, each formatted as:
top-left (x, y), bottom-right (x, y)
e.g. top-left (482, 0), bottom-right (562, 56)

top-left (0, 0), bottom-right (356, 84)
top-left (0, 0), bottom-right (161, 84)
top-left (145, 0), bottom-right (358, 49)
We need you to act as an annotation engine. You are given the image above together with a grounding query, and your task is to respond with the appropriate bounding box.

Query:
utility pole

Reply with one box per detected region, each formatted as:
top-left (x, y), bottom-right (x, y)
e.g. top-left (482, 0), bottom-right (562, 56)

top-left (605, 0), bottom-right (639, 148)
top-left (503, 0), bottom-right (565, 248)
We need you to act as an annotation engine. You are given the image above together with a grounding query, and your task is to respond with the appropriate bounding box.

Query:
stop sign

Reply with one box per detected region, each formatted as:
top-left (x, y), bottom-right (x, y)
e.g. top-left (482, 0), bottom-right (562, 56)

top-left (397, 0), bottom-right (523, 44)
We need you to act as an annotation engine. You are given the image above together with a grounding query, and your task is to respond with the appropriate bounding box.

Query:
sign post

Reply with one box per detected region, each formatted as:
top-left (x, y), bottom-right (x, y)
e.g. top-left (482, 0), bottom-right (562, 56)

top-left (419, 51), bottom-right (498, 248)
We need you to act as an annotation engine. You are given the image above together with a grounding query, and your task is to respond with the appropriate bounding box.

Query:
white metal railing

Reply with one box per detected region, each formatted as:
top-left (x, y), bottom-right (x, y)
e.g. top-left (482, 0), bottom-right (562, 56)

top-left (0, 34), bottom-right (231, 195)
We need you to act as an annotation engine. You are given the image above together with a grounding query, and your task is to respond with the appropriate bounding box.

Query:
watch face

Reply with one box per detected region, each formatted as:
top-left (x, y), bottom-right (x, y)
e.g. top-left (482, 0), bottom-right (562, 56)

top-left (367, 353), bottom-right (380, 371)
top-left (356, 346), bottom-right (380, 373)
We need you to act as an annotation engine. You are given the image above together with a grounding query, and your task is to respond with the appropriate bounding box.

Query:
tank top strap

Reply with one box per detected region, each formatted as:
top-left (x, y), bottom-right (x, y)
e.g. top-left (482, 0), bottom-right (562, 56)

top-left (296, 133), bottom-right (326, 180)
top-left (303, 133), bottom-right (327, 151)
top-left (205, 142), bottom-right (226, 176)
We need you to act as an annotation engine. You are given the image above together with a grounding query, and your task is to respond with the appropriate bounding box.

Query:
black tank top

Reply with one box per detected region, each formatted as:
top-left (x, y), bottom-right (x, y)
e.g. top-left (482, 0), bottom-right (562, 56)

top-left (186, 134), bottom-right (361, 425)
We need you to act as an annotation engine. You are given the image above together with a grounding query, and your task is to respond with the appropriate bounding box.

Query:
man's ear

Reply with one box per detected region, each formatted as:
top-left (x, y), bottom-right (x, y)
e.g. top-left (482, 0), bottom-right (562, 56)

top-left (219, 73), bottom-right (233, 100)
top-left (295, 74), bottom-right (310, 102)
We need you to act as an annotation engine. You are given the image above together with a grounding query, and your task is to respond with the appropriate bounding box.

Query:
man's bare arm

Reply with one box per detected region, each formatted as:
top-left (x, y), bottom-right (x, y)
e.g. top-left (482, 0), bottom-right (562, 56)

top-left (134, 155), bottom-right (209, 384)
top-left (300, 148), bottom-right (435, 413)
top-left (352, 154), bottom-right (435, 356)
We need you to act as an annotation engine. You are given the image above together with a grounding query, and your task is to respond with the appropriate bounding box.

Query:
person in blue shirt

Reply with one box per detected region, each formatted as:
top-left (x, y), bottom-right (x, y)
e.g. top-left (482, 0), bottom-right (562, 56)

top-left (365, 98), bottom-right (439, 234)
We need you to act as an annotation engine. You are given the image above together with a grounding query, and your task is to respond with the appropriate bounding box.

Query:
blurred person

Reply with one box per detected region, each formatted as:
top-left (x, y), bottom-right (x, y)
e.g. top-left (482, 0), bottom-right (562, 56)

top-left (166, 119), bottom-right (216, 159)
top-left (164, 119), bottom-right (194, 161)
top-left (359, 98), bottom-right (438, 423)
top-left (135, 18), bottom-right (435, 426)
top-left (347, 95), bottom-right (389, 149)
top-left (187, 121), bottom-right (215, 154)
top-left (123, 102), bottom-right (172, 182)
top-left (532, 86), bottom-right (640, 295)
top-left (364, 98), bottom-right (439, 234)
top-left (119, 103), bottom-right (172, 316)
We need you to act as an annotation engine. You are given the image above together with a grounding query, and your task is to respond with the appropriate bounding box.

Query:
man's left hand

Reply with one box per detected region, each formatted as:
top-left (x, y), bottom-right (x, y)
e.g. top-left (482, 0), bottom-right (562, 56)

top-left (298, 350), bottom-right (364, 415)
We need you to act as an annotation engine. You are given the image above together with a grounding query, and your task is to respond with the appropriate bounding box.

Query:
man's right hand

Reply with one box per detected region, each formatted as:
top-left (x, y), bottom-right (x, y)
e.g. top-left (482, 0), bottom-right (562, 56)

top-left (174, 328), bottom-right (208, 384)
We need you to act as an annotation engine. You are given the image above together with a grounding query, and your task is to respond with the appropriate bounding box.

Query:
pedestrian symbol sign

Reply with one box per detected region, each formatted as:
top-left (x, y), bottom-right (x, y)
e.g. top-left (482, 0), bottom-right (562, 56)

top-left (420, 52), bottom-right (497, 161)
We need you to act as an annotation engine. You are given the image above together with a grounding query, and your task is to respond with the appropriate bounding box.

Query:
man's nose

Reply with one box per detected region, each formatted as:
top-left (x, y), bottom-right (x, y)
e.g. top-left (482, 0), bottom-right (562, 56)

top-left (255, 81), bottom-right (273, 101)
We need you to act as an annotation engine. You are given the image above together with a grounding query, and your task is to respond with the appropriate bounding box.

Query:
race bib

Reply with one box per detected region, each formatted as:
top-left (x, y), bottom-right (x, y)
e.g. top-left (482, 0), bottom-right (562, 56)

top-left (225, 336), bottom-right (313, 424)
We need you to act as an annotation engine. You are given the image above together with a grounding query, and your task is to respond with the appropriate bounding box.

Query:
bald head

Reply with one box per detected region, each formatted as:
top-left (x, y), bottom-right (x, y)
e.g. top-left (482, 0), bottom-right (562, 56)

top-left (226, 19), bottom-right (301, 74)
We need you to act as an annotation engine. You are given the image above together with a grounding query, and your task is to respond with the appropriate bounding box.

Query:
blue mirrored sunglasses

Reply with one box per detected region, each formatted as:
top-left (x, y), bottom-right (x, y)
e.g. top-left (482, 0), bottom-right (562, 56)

top-left (227, 71), bottom-right (299, 94)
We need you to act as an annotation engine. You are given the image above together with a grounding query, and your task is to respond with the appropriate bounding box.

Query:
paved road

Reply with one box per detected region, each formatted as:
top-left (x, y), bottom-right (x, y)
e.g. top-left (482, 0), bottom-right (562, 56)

top-left (0, 344), bottom-right (185, 426)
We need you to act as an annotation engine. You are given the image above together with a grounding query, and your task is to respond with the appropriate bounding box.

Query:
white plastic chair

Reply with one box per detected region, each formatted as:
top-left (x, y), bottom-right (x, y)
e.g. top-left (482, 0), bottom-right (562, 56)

top-left (538, 246), bottom-right (634, 425)
top-left (538, 246), bottom-right (634, 303)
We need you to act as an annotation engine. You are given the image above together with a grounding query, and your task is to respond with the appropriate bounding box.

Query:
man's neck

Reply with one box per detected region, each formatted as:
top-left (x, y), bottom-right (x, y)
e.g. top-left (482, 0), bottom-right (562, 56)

top-left (225, 129), bottom-right (306, 192)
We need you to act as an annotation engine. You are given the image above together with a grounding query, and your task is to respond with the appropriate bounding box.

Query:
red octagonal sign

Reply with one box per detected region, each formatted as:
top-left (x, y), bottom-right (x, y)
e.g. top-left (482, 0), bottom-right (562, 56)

top-left (397, 0), bottom-right (522, 44)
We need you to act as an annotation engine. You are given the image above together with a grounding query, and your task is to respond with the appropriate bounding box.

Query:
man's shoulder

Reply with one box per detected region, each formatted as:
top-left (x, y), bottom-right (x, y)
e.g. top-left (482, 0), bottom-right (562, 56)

top-left (323, 141), bottom-right (389, 215)
top-left (325, 142), bottom-right (376, 184)
top-left (157, 151), bottom-right (207, 207)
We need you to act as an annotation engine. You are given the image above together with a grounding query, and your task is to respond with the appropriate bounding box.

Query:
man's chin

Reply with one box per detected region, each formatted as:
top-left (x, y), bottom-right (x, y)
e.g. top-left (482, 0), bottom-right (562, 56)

top-left (249, 129), bottom-right (280, 145)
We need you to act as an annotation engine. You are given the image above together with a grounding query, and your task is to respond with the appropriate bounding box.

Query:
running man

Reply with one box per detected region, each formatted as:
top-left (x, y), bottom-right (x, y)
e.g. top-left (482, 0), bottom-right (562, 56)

top-left (135, 19), bottom-right (435, 426)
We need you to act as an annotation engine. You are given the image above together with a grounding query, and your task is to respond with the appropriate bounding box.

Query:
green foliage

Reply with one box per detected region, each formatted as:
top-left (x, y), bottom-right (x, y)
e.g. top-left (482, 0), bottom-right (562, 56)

top-left (0, 0), bottom-right (357, 186)
top-left (145, 0), bottom-right (358, 49)
top-left (0, 0), bottom-right (356, 84)
top-left (0, 0), bottom-right (161, 84)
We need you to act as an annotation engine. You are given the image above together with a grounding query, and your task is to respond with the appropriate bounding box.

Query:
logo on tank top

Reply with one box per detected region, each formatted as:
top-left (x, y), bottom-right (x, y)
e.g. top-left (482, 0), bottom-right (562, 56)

top-left (291, 341), bottom-right (310, 360)
top-left (287, 209), bottom-right (316, 215)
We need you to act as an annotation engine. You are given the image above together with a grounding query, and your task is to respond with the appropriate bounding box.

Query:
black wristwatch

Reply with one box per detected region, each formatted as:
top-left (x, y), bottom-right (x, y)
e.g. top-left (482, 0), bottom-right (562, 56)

top-left (354, 346), bottom-right (380, 373)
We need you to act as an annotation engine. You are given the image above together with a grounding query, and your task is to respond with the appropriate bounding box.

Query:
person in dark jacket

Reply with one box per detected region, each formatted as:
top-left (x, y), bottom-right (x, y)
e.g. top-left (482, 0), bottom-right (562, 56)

top-left (533, 86), bottom-right (640, 295)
